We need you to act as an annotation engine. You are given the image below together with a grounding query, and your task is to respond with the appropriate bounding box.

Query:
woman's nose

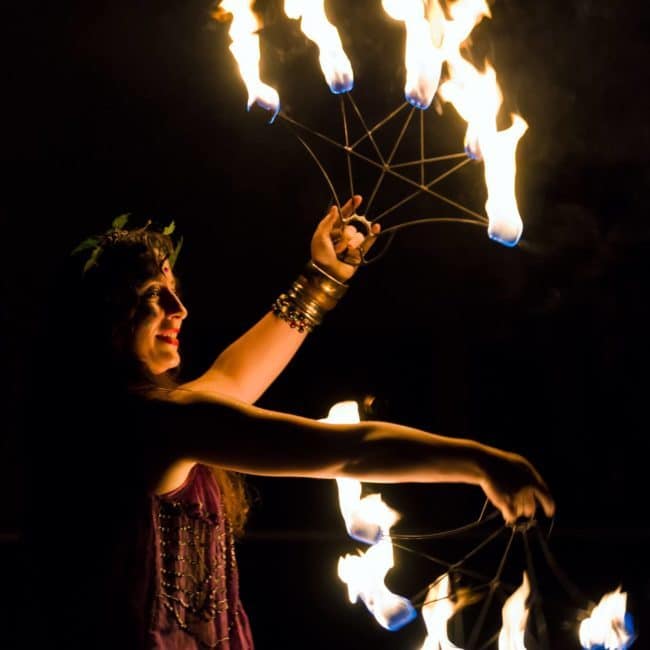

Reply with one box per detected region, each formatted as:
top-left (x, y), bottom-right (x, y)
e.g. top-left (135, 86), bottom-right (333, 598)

top-left (163, 290), bottom-right (188, 320)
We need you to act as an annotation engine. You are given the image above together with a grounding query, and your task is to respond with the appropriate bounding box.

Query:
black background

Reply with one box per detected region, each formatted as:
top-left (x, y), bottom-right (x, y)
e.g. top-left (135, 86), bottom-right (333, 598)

top-left (3, 1), bottom-right (650, 648)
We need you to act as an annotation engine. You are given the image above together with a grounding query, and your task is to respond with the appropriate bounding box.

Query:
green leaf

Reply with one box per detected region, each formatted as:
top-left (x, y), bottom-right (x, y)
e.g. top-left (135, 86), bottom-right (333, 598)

top-left (111, 213), bottom-right (130, 230)
top-left (70, 237), bottom-right (100, 256)
top-left (82, 247), bottom-right (102, 273)
top-left (169, 235), bottom-right (184, 269)
top-left (162, 220), bottom-right (176, 236)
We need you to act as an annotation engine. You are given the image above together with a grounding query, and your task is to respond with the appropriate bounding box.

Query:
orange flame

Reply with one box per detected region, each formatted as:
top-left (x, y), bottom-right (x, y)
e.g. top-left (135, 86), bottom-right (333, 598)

top-left (579, 587), bottom-right (633, 650)
top-left (420, 573), bottom-right (462, 649)
top-left (438, 60), bottom-right (503, 158)
top-left (220, 0), bottom-right (528, 244)
top-left (337, 540), bottom-right (416, 631)
top-left (322, 401), bottom-right (415, 631)
top-left (441, 0), bottom-right (492, 58)
top-left (220, 0), bottom-right (280, 121)
top-left (498, 572), bottom-right (530, 650)
top-left (382, 0), bottom-right (444, 109)
top-left (320, 402), bottom-right (399, 543)
top-left (480, 114), bottom-right (527, 246)
top-left (437, 0), bottom-right (526, 246)
top-left (284, 0), bottom-right (353, 93)
top-left (335, 476), bottom-right (399, 544)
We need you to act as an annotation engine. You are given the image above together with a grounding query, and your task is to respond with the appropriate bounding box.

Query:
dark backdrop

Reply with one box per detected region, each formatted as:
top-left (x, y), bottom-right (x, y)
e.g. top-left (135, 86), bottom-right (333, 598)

top-left (3, 1), bottom-right (650, 648)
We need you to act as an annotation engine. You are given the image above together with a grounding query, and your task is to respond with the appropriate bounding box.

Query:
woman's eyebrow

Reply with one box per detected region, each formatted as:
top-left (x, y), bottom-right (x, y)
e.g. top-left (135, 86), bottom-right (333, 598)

top-left (138, 274), bottom-right (174, 291)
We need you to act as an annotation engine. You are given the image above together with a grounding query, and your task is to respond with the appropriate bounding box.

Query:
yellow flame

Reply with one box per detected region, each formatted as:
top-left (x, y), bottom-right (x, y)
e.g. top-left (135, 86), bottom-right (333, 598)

top-left (283, 0), bottom-right (353, 93)
top-left (435, 0), bottom-right (525, 246)
top-left (438, 59), bottom-right (503, 157)
top-left (498, 572), bottom-right (530, 650)
top-left (338, 539), bottom-right (394, 605)
top-left (335, 477), bottom-right (400, 544)
top-left (426, 0), bottom-right (446, 49)
top-left (320, 400), bottom-right (360, 425)
top-left (219, 0), bottom-right (526, 244)
top-left (337, 539), bottom-right (414, 630)
top-left (320, 402), bottom-right (399, 544)
top-left (322, 401), bottom-right (413, 630)
top-left (382, 0), bottom-right (444, 109)
top-left (420, 573), bottom-right (462, 650)
top-left (221, 0), bottom-right (280, 120)
top-left (579, 587), bottom-right (632, 650)
top-left (480, 113), bottom-right (527, 246)
top-left (441, 0), bottom-right (492, 58)
top-left (437, 0), bottom-right (501, 158)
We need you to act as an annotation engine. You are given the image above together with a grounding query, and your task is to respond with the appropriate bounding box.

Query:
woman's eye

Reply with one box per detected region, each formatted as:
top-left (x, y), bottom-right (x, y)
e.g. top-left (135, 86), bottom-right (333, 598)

top-left (145, 287), bottom-right (162, 299)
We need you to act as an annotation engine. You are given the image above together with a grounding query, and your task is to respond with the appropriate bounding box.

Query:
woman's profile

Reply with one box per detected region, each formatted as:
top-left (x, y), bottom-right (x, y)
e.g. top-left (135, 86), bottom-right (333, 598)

top-left (21, 196), bottom-right (554, 649)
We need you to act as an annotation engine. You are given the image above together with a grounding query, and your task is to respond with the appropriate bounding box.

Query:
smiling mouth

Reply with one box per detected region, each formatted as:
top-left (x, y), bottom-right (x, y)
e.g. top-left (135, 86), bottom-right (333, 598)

top-left (157, 336), bottom-right (179, 347)
top-left (156, 331), bottom-right (179, 347)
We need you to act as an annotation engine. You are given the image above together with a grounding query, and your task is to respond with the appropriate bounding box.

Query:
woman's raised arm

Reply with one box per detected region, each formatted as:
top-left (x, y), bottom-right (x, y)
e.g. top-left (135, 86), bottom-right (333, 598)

top-left (182, 195), bottom-right (379, 403)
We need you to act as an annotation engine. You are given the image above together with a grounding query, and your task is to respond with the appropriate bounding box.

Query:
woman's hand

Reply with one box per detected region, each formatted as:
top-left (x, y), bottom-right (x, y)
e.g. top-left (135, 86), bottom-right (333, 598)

top-left (479, 448), bottom-right (556, 524)
top-left (310, 195), bottom-right (381, 283)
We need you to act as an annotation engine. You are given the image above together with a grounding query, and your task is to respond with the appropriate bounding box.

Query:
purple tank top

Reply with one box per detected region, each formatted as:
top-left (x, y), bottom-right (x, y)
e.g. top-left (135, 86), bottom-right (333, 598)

top-left (147, 464), bottom-right (254, 649)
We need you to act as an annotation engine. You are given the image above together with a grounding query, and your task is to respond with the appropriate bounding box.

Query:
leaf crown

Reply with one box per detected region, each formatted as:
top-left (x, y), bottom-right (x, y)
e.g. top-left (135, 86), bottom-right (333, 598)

top-left (70, 214), bottom-right (184, 274)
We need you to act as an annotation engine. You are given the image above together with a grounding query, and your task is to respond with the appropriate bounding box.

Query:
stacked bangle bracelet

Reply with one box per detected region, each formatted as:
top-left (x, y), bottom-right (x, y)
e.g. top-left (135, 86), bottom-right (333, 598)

top-left (271, 261), bottom-right (348, 334)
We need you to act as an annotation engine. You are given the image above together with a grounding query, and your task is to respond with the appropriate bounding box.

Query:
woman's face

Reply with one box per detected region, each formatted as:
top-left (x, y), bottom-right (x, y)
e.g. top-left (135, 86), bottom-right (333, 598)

top-left (132, 262), bottom-right (188, 375)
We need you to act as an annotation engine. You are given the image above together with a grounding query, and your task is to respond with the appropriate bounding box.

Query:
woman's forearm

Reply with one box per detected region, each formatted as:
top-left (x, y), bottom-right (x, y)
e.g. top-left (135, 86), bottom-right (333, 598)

top-left (155, 389), bottom-right (554, 521)
top-left (338, 421), bottom-right (489, 485)
top-left (161, 390), bottom-right (489, 485)
top-left (184, 209), bottom-right (366, 404)
top-left (182, 312), bottom-right (307, 403)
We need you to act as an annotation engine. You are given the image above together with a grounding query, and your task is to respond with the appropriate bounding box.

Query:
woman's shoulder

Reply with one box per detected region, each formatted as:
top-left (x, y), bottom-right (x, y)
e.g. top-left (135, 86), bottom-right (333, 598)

top-left (146, 383), bottom-right (259, 415)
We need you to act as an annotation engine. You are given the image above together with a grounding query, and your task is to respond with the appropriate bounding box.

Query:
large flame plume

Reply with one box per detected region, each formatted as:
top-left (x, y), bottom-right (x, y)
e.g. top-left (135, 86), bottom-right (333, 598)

top-left (338, 539), bottom-right (417, 631)
top-left (219, 0), bottom-right (280, 121)
top-left (320, 401), bottom-right (416, 631)
top-left (283, 0), bottom-right (353, 93)
top-left (382, 0), bottom-right (444, 109)
top-left (579, 587), bottom-right (634, 650)
top-left (498, 572), bottom-right (530, 650)
top-left (320, 401), bottom-right (398, 544)
top-left (437, 0), bottom-right (526, 246)
top-left (420, 573), bottom-right (462, 650)
top-left (219, 0), bottom-right (529, 245)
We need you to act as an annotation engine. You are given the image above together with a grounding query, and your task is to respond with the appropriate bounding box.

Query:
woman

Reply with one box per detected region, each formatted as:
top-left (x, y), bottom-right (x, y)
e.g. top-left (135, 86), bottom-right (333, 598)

top-left (22, 196), bottom-right (553, 649)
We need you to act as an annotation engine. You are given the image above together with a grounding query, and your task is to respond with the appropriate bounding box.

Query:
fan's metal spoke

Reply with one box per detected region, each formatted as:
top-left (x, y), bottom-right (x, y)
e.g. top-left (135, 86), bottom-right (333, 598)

top-left (349, 101), bottom-right (410, 149)
top-left (391, 510), bottom-right (501, 541)
top-left (393, 541), bottom-right (504, 588)
top-left (420, 109), bottom-right (425, 186)
top-left (347, 93), bottom-right (386, 164)
top-left (340, 95), bottom-right (354, 198)
top-left (523, 530), bottom-right (550, 650)
top-left (279, 108), bottom-right (486, 224)
top-left (467, 528), bottom-right (516, 649)
top-left (279, 112), bottom-right (347, 151)
top-left (388, 106), bottom-right (416, 163)
top-left (365, 107), bottom-right (416, 217)
top-left (426, 157), bottom-right (474, 188)
top-left (337, 143), bottom-right (486, 220)
top-left (364, 168), bottom-right (388, 220)
top-left (391, 152), bottom-right (468, 169)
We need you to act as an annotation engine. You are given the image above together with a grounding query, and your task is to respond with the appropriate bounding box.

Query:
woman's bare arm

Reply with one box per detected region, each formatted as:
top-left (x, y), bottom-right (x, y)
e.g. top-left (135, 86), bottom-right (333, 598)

top-left (182, 196), bottom-right (379, 404)
top-left (151, 387), bottom-right (555, 523)
top-left (181, 311), bottom-right (309, 403)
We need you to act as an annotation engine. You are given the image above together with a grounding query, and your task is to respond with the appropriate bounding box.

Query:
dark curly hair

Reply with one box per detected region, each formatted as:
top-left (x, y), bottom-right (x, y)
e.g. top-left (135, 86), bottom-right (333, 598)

top-left (48, 225), bottom-right (249, 533)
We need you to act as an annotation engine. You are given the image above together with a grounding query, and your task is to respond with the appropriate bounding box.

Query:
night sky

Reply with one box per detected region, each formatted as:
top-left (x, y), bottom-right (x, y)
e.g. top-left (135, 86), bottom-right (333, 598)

top-left (4, 1), bottom-right (650, 648)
